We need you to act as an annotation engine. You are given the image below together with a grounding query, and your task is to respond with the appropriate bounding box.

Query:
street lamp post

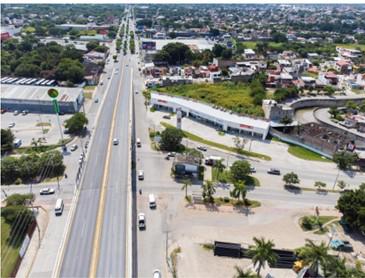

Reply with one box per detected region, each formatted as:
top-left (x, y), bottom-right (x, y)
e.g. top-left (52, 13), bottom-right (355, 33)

top-left (48, 89), bottom-right (66, 151)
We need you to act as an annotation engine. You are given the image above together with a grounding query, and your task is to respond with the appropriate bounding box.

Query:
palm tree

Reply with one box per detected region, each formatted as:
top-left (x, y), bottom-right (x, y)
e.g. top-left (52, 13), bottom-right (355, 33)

top-left (298, 239), bottom-right (330, 277)
top-left (247, 237), bottom-right (277, 276)
top-left (230, 180), bottom-right (247, 204)
top-left (202, 180), bottom-right (216, 202)
top-left (181, 178), bottom-right (192, 198)
top-left (214, 160), bottom-right (225, 181)
top-left (233, 266), bottom-right (259, 278)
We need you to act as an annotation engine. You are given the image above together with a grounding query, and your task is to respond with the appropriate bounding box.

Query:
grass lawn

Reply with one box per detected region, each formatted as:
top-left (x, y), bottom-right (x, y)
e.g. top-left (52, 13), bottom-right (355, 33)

top-left (302, 71), bottom-right (318, 78)
top-left (155, 82), bottom-right (264, 117)
top-left (213, 197), bottom-right (261, 208)
top-left (1, 217), bottom-right (20, 278)
top-left (161, 122), bottom-right (271, 161)
top-left (36, 122), bottom-right (51, 127)
top-left (15, 137), bottom-right (73, 154)
top-left (212, 168), bottom-right (260, 186)
top-left (299, 215), bottom-right (338, 233)
top-left (83, 85), bottom-right (96, 91)
top-left (288, 145), bottom-right (331, 162)
top-left (336, 44), bottom-right (365, 52)
top-left (238, 41), bottom-right (283, 50)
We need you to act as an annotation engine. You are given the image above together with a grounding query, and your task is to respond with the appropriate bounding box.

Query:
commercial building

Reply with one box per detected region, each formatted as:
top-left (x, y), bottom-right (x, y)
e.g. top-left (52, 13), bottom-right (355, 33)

top-left (1, 84), bottom-right (84, 114)
top-left (151, 93), bottom-right (270, 139)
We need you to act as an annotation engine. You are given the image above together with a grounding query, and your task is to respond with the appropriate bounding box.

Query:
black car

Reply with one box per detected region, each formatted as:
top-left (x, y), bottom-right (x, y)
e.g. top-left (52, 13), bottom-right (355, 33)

top-left (267, 168), bottom-right (281, 175)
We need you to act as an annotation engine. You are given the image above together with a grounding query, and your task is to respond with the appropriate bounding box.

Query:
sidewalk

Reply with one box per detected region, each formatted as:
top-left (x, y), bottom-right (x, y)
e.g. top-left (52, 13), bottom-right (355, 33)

top-left (16, 206), bottom-right (49, 278)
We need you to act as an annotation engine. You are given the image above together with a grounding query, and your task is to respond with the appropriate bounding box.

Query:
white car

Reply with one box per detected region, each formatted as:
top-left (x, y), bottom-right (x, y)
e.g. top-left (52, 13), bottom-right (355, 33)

top-left (113, 138), bottom-right (119, 145)
top-left (138, 170), bottom-right (144, 180)
top-left (153, 269), bottom-right (161, 278)
top-left (138, 213), bottom-right (146, 230)
top-left (8, 122), bottom-right (15, 128)
top-left (70, 144), bottom-right (78, 151)
top-left (40, 188), bottom-right (55, 195)
top-left (197, 146), bottom-right (207, 151)
top-left (13, 110), bottom-right (19, 116)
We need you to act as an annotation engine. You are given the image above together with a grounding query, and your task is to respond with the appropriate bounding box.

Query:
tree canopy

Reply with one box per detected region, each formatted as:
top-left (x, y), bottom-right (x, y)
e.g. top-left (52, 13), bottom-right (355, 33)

top-left (333, 151), bottom-right (359, 170)
top-left (153, 42), bottom-right (193, 65)
top-left (160, 126), bottom-right (184, 151)
top-left (1, 129), bottom-right (15, 154)
top-left (64, 112), bottom-right (88, 134)
top-left (230, 160), bottom-right (251, 182)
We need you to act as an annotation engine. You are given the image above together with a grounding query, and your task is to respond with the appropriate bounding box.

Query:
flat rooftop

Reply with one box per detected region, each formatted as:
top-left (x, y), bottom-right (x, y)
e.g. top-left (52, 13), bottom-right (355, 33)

top-left (142, 38), bottom-right (214, 51)
top-left (151, 93), bottom-right (270, 130)
top-left (1, 84), bottom-right (82, 102)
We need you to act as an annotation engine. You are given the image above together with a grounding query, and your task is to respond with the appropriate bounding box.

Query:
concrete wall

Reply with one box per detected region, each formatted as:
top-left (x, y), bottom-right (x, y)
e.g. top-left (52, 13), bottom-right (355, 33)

top-left (289, 96), bottom-right (365, 111)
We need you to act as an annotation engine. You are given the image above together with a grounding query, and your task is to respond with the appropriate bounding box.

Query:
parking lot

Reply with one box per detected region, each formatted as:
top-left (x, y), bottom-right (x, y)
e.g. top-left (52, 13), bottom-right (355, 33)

top-left (1, 111), bottom-right (72, 147)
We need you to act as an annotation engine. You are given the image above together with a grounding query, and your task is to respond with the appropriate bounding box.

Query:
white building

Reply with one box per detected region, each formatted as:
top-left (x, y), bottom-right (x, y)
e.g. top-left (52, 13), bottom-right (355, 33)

top-left (151, 93), bottom-right (270, 139)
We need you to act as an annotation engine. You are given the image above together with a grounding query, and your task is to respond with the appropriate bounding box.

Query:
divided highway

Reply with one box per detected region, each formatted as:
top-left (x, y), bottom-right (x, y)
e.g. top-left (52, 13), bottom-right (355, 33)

top-left (59, 31), bottom-right (132, 277)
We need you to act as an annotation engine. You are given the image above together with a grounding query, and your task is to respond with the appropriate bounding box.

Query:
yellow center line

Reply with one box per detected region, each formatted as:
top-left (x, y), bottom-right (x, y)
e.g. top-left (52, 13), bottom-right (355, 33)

top-left (89, 60), bottom-right (125, 278)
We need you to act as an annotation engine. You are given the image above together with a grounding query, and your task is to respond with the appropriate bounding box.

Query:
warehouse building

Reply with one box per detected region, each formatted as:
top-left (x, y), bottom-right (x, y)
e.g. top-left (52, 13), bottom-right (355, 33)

top-left (151, 93), bottom-right (270, 139)
top-left (1, 84), bottom-right (84, 114)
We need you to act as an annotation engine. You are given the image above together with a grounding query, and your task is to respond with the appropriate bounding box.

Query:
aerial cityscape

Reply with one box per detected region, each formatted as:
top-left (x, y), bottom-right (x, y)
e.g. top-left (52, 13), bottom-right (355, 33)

top-left (1, 3), bottom-right (365, 278)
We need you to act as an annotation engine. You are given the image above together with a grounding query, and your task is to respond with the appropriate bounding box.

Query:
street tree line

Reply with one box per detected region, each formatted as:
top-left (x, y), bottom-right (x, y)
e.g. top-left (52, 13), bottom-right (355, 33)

top-left (1, 151), bottom-right (65, 185)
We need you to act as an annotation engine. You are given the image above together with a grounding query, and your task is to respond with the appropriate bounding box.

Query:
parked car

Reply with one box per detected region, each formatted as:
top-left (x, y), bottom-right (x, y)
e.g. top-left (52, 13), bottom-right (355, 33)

top-left (40, 188), bottom-right (55, 195)
top-left (138, 213), bottom-right (146, 230)
top-left (167, 152), bottom-right (176, 157)
top-left (113, 138), bottom-right (119, 145)
top-left (162, 115), bottom-right (171, 119)
top-left (250, 167), bottom-right (256, 173)
top-left (22, 110), bottom-right (29, 115)
top-left (1, 108), bottom-right (7, 114)
top-left (70, 144), bottom-right (78, 151)
top-left (8, 122), bottom-right (15, 128)
top-left (197, 146), bottom-right (207, 151)
top-left (330, 239), bottom-right (353, 252)
top-left (267, 168), bottom-right (281, 175)
top-left (13, 110), bottom-right (20, 116)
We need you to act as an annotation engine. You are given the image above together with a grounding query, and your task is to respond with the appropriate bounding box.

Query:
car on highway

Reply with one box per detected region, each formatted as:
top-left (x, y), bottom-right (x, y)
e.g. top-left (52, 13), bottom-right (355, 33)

top-left (108, 76), bottom-right (111, 79)
top-left (250, 167), bottom-right (256, 173)
top-left (94, 98), bottom-right (99, 103)
top-left (70, 144), bottom-right (78, 151)
top-left (138, 170), bottom-right (144, 180)
top-left (167, 152), bottom-right (176, 157)
top-left (40, 188), bottom-right (55, 195)
top-left (113, 138), bottom-right (119, 145)
top-left (153, 269), bottom-right (161, 278)
top-left (136, 138), bottom-right (141, 147)
top-left (197, 146), bottom-right (207, 151)
top-left (8, 122), bottom-right (15, 128)
top-left (22, 110), bottom-right (29, 115)
top-left (267, 168), bottom-right (281, 175)
top-left (138, 213), bottom-right (146, 230)
top-left (13, 110), bottom-right (20, 116)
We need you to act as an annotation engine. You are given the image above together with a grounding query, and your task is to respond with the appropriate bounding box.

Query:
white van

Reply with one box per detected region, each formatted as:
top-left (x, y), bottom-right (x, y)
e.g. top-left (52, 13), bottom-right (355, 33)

top-left (148, 194), bottom-right (156, 209)
top-left (136, 138), bottom-right (141, 147)
top-left (55, 198), bottom-right (64, 216)
top-left (13, 139), bottom-right (22, 148)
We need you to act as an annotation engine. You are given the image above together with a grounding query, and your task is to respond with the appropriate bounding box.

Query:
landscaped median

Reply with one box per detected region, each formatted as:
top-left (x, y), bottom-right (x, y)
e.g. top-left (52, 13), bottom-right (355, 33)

top-left (160, 122), bottom-right (271, 161)
top-left (299, 215), bottom-right (338, 235)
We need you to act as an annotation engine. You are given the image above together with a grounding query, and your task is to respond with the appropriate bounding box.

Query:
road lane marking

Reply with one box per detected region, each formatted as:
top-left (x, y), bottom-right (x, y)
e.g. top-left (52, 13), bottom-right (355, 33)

top-left (89, 56), bottom-right (125, 278)
top-left (51, 67), bottom-right (116, 278)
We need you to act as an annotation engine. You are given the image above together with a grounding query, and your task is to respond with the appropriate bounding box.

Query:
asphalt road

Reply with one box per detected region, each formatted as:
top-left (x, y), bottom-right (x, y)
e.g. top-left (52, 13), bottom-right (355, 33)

top-left (60, 21), bottom-right (131, 277)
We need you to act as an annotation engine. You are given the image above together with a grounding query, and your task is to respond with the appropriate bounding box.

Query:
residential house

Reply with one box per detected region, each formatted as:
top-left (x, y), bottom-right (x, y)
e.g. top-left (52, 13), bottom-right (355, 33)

top-left (335, 60), bottom-right (352, 74)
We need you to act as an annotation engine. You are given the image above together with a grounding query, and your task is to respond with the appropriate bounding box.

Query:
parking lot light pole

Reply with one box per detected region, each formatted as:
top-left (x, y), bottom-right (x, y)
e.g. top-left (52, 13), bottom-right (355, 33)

top-left (48, 89), bottom-right (65, 150)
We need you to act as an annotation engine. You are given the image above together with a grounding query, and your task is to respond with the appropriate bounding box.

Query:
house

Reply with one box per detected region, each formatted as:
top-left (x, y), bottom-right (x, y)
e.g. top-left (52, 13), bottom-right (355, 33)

top-left (83, 60), bottom-right (102, 85)
top-left (229, 67), bottom-right (255, 83)
top-left (301, 76), bottom-right (316, 88)
top-left (279, 72), bottom-right (294, 86)
top-left (83, 50), bottom-right (108, 64)
top-left (335, 60), bottom-right (352, 74)
top-left (173, 154), bottom-right (201, 177)
top-left (324, 72), bottom-right (338, 85)
top-left (0, 32), bottom-right (11, 41)
top-left (243, 49), bottom-right (256, 59)
top-left (213, 58), bottom-right (236, 69)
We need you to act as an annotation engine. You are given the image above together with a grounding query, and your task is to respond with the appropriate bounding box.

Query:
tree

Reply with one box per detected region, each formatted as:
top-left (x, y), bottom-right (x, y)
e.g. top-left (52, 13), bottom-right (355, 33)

top-left (333, 151), bottom-right (359, 170)
top-left (298, 239), bottom-right (330, 277)
top-left (1, 129), bottom-right (15, 154)
top-left (233, 266), bottom-right (259, 278)
top-left (336, 180), bottom-right (347, 191)
top-left (230, 160), bottom-right (251, 182)
top-left (212, 44), bottom-right (225, 58)
top-left (233, 136), bottom-right (247, 152)
top-left (247, 237), bottom-right (278, 276)
top-left (87, 41), bottom-right (100, 51)
top-left (209, 28), bottom-right (220, 37)
top-left (15, 63), bottom-right (41, 77)
top-left (55, 58), bottom-right (85, 83)
top-left (336, 186), bottom-right (365, 233)
top-left (221, 49), bottom-right (232, 59)
top-left (230, 180), bottom-right (247, 203)
top-left (6, 193), bottom-right (34, 206)
top-left (64, 112), bottom-right (88, 134)
top-left (314, 181), bottom-right (327, 191)
top-left (283, 172), bottom-right (300, 186)
top-left (346, 100), bottom-right (358, 111)
top-left (160, 127), bottom-right (184, 151)
top-left (1, 157), bottom-right (20, 184)
top-left (202, 180), bottom-right (216, 202)
top-left (181, 179), bottom-right (192, 198)
top-left (328, 107), bottom-right (340, 118)
top-left (214, 160), bottom-right (225, 181)
top-left (153, 43), bottom-right (193, 65)
top-left (323, 85), bottom-right (335, 96)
